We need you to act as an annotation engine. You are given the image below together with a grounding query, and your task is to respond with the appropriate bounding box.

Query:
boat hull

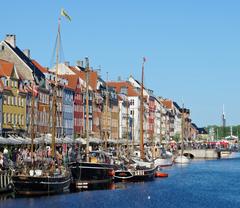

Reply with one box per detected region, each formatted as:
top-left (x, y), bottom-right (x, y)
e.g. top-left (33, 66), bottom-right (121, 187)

top-left (12, 173), bottom-right (71, 196)
top-left (0, 171), bottom-right (14, 194)
top-left (154, 158), bottom-right (173, 168)
top-left (114, 167), bottom-right (156, 182)
top-left (69, 162), bottom-right (114, 190)
top-left (174, 155), bottom-right (190, 164)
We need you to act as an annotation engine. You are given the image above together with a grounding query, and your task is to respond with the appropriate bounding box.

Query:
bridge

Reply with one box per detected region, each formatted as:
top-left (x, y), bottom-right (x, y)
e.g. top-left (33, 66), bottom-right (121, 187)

top-left (183, 149), bottom-right (231, 159)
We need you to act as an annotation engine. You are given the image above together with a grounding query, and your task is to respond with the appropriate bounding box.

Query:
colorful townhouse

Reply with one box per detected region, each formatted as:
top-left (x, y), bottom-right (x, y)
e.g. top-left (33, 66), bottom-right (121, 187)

top-left (108, 81), bottom-right (139, 143)
top-left (62, 74), bottom-right (84, 138)
top-left (32, 60), bottom-right (50, 135)
top-left (62, 83), bottom-right (74, 138)
top-left (0, 59), bottom-right (27, 137)
top-left (0, 80), bottom-right (3, 135)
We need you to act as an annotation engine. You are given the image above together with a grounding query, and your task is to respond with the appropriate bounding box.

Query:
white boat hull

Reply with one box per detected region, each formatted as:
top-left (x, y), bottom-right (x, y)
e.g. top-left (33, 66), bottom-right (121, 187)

top-left (174, 155), bottom-right (190, 164)
top-left (154, 158), bottom-right (173, 168)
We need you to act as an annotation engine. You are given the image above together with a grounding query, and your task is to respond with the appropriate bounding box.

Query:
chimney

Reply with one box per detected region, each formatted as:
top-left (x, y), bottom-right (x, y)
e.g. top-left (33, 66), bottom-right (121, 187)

top-left (23, 49), bottom-right (30, 58)
top-left (76, 60), bottom-right (84, 68)
top-left (85, 57), bottom-right (89, 68)
top-left (5, 34), bottom-right (16, 48)
top-left (64, 61), bottom-right (70, 66)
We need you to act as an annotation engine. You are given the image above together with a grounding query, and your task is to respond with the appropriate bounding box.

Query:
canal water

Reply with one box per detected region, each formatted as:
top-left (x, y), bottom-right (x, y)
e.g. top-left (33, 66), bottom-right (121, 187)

top-left (2, 153), bottom-right (240, 208)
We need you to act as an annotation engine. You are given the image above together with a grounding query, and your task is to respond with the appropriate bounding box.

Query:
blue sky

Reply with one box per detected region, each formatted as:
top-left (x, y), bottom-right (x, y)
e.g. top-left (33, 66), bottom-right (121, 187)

top-left (1, 0), bottom-right (240, 127)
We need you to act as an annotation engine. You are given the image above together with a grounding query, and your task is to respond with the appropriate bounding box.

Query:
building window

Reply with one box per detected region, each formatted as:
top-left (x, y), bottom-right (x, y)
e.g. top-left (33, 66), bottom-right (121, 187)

top-left (18, 115), bottom-right (21, 125)
top-left (130, 99), bottom-right (134, 105)
top-left (21, 115), bottom-right (24, 126)
top-left (3, 96), bottom-right (7, 105)
top-left (7, 96), bottom-right (10, 105)
top-left (120, 87), bottom-right (128, 95)
top-left (8, 113), bottom-right (11, 123)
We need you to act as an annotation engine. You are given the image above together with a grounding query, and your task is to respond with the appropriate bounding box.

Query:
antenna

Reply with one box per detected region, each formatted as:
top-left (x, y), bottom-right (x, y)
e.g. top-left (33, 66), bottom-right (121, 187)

top-left (222, 104), bottom-right (226, 139)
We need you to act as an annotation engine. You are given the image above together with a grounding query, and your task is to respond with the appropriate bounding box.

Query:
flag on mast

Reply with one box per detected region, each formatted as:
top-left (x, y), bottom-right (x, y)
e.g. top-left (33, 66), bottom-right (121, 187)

top-left (61, 8), bottom-right (71, 21)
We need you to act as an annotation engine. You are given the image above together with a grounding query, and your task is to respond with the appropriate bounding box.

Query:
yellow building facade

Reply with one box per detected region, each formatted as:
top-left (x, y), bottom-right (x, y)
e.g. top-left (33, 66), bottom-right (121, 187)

top-left (0, 59), bottom-right (27, 136)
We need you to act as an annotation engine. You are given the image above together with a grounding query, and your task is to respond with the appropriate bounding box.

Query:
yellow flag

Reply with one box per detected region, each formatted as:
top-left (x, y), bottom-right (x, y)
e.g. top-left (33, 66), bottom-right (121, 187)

top-left (61, 8), bottom-right (71, 21)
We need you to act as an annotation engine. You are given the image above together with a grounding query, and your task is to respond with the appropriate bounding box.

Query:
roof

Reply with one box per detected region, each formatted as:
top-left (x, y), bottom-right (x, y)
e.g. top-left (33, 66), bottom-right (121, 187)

top-left (4, 41), bottom-right (45, 81)
top-left (32, 60), bottom-right (48, 73)
top-left (191, 123), bottom-right (198, 129)
top-left (107, 81), bottom-right (139, 97)
top-left (0, 59), bottom-right (14, 77)
top-left (59, 74), bottom-right (79, 90)
top-left (173, 101), bottom-right (181, 110)
top-left (69, 66), bottom-right (98, 90)
top-left (198, 128), bottom-right (208, 134)
top-left (161, 100), bottom-right (173, 110)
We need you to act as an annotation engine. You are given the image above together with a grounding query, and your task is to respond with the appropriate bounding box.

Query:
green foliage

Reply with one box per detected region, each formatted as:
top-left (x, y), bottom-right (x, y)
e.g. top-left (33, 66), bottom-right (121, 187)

top-left (205, 125), bottom-right (240, 140)
top-left (172, 133), bottom-right (180, 142)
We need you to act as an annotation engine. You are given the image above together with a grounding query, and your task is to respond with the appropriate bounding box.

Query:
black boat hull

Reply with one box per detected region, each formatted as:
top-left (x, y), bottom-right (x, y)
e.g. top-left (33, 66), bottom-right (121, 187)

top-left (12, 173), bottom-right (71, 196)
top-left (69, 162), bottom-right (114, 190)
top-left (0, 170), bottom-right (14, 194)
top-left (114, 167), bottom-right (156, 182)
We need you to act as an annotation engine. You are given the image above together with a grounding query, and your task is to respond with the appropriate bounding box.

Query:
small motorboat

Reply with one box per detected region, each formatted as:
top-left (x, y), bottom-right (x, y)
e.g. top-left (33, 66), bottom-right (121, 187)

top-left (155, 171), bottom-right (168, 178)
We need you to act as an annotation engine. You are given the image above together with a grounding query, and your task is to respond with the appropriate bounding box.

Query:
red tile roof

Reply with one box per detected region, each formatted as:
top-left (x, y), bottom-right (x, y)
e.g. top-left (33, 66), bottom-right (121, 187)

top-left (161, 100), bottom-right (173, 109)
top-left (69, 67), bottom-right (98, 90)
top-left (32, 60), bottom-right (48, 73)
top-left (107, 81), bottom-right (139, 97)
top-left (0, 59), bottom-right (14, 77)
top-left (59, 74), bottom-right (79, 90)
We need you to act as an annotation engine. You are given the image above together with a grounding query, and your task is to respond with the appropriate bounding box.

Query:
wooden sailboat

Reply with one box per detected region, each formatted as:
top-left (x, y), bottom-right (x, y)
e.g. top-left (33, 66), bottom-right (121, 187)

top-left (68, 59), bottom-right (114, 191)
top-left (174, 104), bottom-right (190, 164)
top-left (114, 58), bottom-right (156, 182)
top-left (12, 13), bottom-right (71, 196)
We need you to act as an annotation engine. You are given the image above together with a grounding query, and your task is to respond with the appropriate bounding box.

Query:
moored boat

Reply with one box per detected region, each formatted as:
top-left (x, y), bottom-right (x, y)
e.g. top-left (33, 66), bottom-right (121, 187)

top-left (154, 157), bottom-right (173, 168)
top-left (12, 10), bottom-right (72, 196)
top-left (69, 151), bottom-right (115, 190)
top-left (174, 155), bottom-right (190, 164)
top-left (0, 170), bottom-right (14, 193)
top-left (114, 164), bottom-right (156, 182)
top-left (12, 168), bottom-right (71, 195)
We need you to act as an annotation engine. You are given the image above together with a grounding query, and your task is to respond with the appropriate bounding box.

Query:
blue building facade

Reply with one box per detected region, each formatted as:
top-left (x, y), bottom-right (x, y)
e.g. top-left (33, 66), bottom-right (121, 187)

top-left (62, 87), bottom-right (74, 138)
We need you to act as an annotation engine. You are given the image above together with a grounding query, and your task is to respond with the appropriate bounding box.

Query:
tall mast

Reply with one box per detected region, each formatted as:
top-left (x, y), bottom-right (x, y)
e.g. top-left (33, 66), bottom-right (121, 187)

top-left (132, 110), bottom-right (135, 152)
top-left (52, 17), bottom-right (61, 158)
top-left (117, 98), bottom-right (120, 159)
top-left (159, 106), bottom-right (162, 145)
top-left (30, 81), bottom-right (35, 164)
top-left (222, 104), bottom-right (226, 139)
top-left (140, 57), bottom-right (145, 160)
top-left (126, 91), bottom-right (129, 158)
top-left (181, 103), bottom-right (184, 156)
top-left (85, 57), bottom-right (90, 162)
top-left (105, 72), bottom-right (109, 151)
